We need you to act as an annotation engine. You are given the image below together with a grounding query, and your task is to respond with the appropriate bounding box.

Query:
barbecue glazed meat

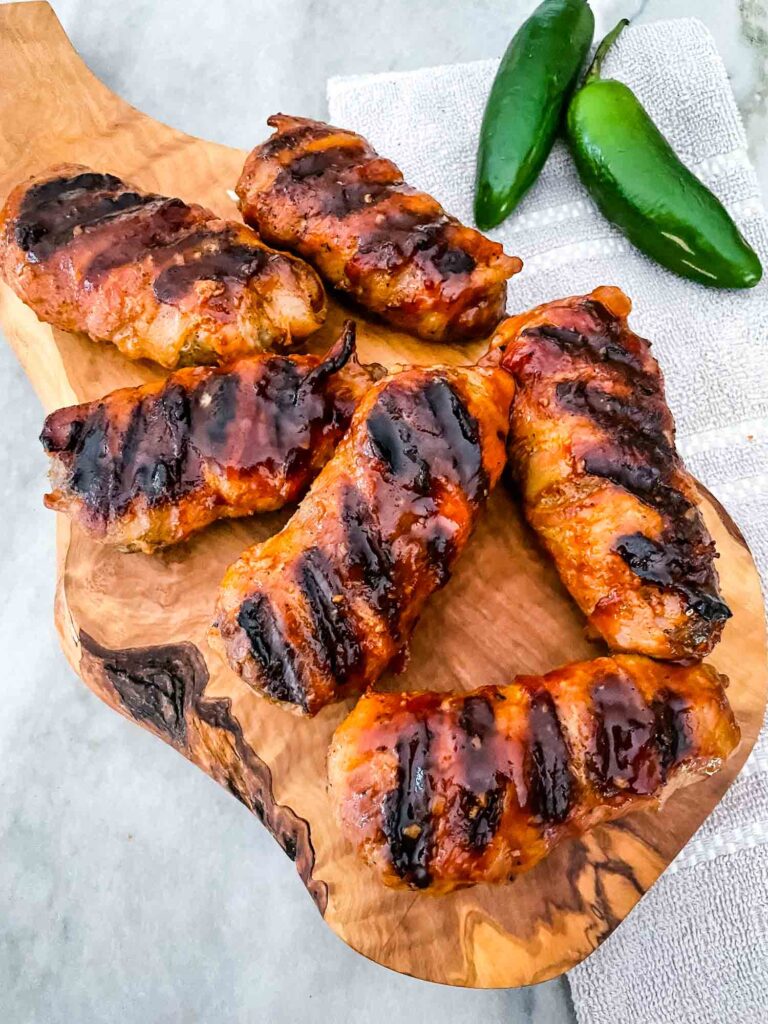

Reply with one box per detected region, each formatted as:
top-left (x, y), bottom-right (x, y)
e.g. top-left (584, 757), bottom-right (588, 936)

top-left (236, 115), bottom-right (521, 342)
top-left (492, 286), bottom-right (730, 661)
top-left (210, 359), bottom-right (515, 714)
top-left (329, 655), bottom-right (739, 892)
top-left (41, 322), bottom-right (372, 552)
top-left (0, 164), bottom-right (326, 368)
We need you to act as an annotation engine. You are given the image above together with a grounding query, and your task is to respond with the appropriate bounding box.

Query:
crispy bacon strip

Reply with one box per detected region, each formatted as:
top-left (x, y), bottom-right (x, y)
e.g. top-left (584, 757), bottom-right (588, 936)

top-left (329, 655), bottom-right (739, 892)
top-left (0, 164), bottom-right (326, 368)
top-left (210, 359), bottom-right (515, 714)
top-left (41, 322), bottom-right (373, 552)
top-left (492, 286), bottom-right (730, 660)
top-left (236, 115), bottom-right (521, 342)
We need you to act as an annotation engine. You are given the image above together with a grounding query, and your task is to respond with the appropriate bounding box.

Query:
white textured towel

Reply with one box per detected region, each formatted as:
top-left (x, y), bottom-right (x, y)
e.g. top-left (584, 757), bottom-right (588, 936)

top-left (328, 18), bottom-right (768, 1024)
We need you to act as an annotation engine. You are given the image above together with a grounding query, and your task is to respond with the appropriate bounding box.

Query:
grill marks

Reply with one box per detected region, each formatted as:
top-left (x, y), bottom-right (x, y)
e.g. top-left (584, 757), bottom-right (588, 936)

top-left (120, 383), bottom-right (199, 508)
top-left (220, 356), bottom-right (322, 476)
top-left (377, 670), bottom-right (697, 882)
top-left (364, 376), bottom-right (487, 590)
top-left (456, 696), bottom-right (506, 849)
top-left (367, 392), bottom-right (431, 495)
top-left (298, 547), bottom-right (363, 684)
top-left (539, 299), bottom-right (731, 624)
top-left (13, 169), bottom-right (271, 305)
top-left (56, 405), bottom-right (115, 515)
top-left (380, 697), bottom-right (511, 885)
top-left (424, 379), bottom-right (487, 500)
top-left (351, 211), bottom-right (477, 281)
top-left (44, 382), bottom-right (201, 518)
top-left (14, 171), bottom-right (162, 260)
top-left (382, 720), bottom-right (435, 888)
top-left (286, 145), bottom-right (367, 180)
top-left (527, 690), bottom-right (574, 824)
top-left (40, 347), bottom-right (351, 525)
top-left (270, 130), bottom-right (477, 280)
top-left (219, 364), bottom-right (511, 716)
top-left (331, 657), bottom-right (739, 891)
top-left (238, 116), bottom-right (520, 342)
top-left (521, 300), bottom-right (647, 377)
top-left (81, 198), bottom-right (198, 282)
top-left (587, 672), bottom-right (692, 795)
top-left (374, 667), bottom-right (701, 887)
top-left (240, 486), bottom-right (391, 713)
top-left (236, 595), bottom-right (306, 709)
top-left (366, 377), bottom-right (487, 503)
top-left (615, 533), bottom-right (730, 622)
top-left (379, 689), bottom-right (573, 883)
top-left (556, 379), bottom-right (672, 459)
top-left (192, 373), bottom-right (240, 453)
top-left (152, 236), bottom-right (269, 306)
top-left (273, 133), bottom-right (392, 218)
top-left (652, 689), bottom-right (693, 776)
top-left (376, 669), bottom-right (690, 883)
top-left (560, 380), bottom-right (727, 621)
top-left (276, 141), bottom-right (394, 220)
top-left (341, 485), bottom-right (397, 626)
top-left (587, 674), bottom-right (659, 795)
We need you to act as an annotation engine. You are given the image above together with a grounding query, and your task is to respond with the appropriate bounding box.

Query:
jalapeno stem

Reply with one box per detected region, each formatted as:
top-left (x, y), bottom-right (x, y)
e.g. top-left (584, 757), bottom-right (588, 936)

top-left (584, 18), bottom-right (629, 84)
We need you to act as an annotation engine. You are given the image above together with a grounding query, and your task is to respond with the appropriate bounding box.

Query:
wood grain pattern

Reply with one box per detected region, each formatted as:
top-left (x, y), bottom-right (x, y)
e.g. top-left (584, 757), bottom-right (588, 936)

top-left (1, 1), bottom-right (766, 988)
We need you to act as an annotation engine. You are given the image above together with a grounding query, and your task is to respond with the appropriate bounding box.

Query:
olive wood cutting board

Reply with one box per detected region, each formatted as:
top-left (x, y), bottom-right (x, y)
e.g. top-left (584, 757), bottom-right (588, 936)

top-left (1, 0), bottom-right (766, 988)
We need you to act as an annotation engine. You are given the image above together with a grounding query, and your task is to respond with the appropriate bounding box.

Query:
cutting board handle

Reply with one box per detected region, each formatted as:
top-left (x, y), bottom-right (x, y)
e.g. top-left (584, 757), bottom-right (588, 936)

top-left (0, 1), bottom-right (234, 200)
top-left (0, 3), bottom-right (119, 187)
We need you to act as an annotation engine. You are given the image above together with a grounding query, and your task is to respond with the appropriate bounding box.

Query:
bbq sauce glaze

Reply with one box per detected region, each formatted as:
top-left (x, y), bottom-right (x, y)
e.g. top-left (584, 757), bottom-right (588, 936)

top-left (13, 169), bottom-right (273, 308)
top-left (41, 330), bottom-right (358, 528)
top-left (510, 297), bottom-right (730, 627)
top-left (354, 661), bottom-right (699, 889)
top-left (264, 125), bottom-right (479, 283)
top-left (224, 365), bottom-right (512, 716)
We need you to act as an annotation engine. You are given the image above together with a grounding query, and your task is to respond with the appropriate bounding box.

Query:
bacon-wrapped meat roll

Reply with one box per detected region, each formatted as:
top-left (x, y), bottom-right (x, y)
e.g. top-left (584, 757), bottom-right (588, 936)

top-left (236, 115), bottom-right (521, 343)
top-left (41, 323), bottom-right (373, 553)
top-left (210, 359), bottom-right (515, 714)
top-left (0, 164), bottom-right (326, 368)
top-left (493, 286), bottom-right (730, 661)
top-left (329, 655), bottom-right (739, 892)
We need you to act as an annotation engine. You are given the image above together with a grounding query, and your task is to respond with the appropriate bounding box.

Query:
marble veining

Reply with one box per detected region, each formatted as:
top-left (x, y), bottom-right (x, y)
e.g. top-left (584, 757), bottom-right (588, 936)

top-left (738, 0), bottom-right (768, 183)
top-left (0, 1), bottom-right (765, 1022)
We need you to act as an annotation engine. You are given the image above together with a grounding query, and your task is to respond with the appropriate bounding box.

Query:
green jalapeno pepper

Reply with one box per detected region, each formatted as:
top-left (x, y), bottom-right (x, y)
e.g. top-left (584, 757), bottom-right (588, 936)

top-left (567, 19), bottom-right (762, 288)
top-left (474, 0), bottom-right (594, 231)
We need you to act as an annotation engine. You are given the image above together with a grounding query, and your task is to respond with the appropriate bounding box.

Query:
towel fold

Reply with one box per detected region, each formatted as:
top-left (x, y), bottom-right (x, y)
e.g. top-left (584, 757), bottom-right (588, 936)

top-left (328, 18), bottom-right (768, 1023)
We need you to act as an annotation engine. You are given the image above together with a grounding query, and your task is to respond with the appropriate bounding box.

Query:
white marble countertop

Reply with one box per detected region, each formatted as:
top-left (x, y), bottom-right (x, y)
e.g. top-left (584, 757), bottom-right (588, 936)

top-left (1, 2), bottom-right (765, 1022)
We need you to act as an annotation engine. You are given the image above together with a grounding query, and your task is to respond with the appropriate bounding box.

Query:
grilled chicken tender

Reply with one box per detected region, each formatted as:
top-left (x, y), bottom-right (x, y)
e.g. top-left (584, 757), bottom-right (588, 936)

top-left (0, 164), bottom-right (326, 368)
top-left (41, 323), bottom-right (372, 552)
top-left (493, 286), bottom-right (730, 661)
top-left (236, 115), bottom-right (521, 342)
top-left (329, 655), bottom-right (739, 892)
top-left (211, 359), bottom-right (515, 714)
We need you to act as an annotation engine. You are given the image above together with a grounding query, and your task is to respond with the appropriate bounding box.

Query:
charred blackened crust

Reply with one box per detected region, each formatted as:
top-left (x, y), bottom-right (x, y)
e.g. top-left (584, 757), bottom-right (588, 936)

top-left (496, 287), bottom-right (730, 659)
top-left (236, 116), bottom-right (521, 342)
top-left (9, 169), bottom-right (166, 260)
top-left (328, 655), bottom-right (740, 892)
top-left (523, 307), bottom-right (728, 619)
top-left (211, 362), bottom-right (514, 715)
top-left (0, 163), bottom-right (327, 367)
top-left (39, 322), bottom-right (367, 550)
top-left (6, 167), bottom-right (268, 301)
